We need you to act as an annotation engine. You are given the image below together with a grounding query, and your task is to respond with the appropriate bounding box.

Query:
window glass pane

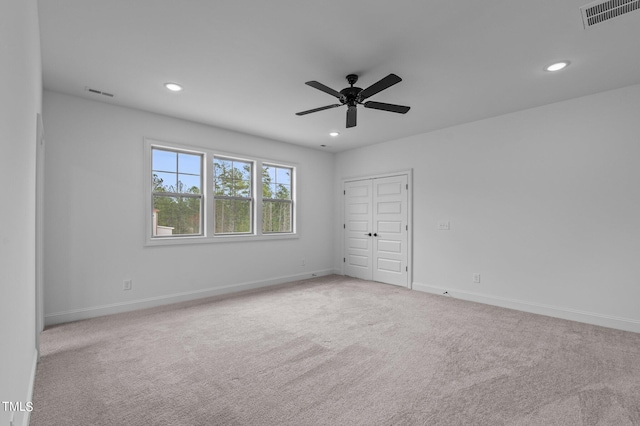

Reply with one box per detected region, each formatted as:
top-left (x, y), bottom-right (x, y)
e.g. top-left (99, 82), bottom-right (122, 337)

top-left (214, 199), bottom-right (252, 234)
top-left (214, 158), bottom-right (233, 196)
top-left (262, 166), bottom-right (273, 198)
top-left (153, 172), bottom-right (177, 192)
top-left (214, 158), bottom-right (232, 173)
top-left (237, 162), bottom-right (252, 182)
top-left (214, 158), bottom-right (252, 197)
top-left (178, 174), bottom-right (201, 194)
top-left (262, 165), bottom-right (292, 199)
top-left (152, 149), bottom-right (177, 173)
top-left (153, 195), bottom-right (201, 236)
top-left (231, 161), bottom-right (252, 197)
top-left (153, 149), bottom-right (202, 195)
top-left (276, 167), bottom-right (291, 185)
top-left (263, 165), bottom-right (275, 182)
top-left (234, 181), bottom-right (251, 197)
top-left (213, 158), bottom-right (231, 195)
top-left (262, 201), bottom-right (292, 233)
top-left (178, 153), bottom-right (201, 175)
top-left (275, 183), bottom-right (291, 200)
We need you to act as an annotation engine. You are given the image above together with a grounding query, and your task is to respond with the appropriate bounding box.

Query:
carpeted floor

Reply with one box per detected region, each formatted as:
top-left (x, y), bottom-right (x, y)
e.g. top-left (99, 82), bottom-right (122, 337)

top-left (31, 275), bottom-right (640, 425)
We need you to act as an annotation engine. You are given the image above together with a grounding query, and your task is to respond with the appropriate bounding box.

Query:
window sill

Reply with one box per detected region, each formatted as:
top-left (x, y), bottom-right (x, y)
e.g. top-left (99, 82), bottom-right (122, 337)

top-left (145, 233), bottom-right (298, 247)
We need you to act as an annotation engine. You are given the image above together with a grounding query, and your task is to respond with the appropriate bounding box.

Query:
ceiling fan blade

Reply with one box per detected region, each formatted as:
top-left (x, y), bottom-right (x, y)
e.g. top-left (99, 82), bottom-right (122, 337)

top-left (305, 81), bottom-right (345, 100)
top-left (364, 101), bottom-right (410, 114)
top-left (295, 104), bottom-right (342, 116)
top-left (358, 74), bottom-right (402, 101)
top-left (346, 105), bottom-right (357, 128)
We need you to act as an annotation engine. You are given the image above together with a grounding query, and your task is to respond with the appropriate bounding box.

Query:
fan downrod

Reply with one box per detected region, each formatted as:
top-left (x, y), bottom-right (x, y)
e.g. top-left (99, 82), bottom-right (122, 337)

top-left (341, 74), bottom-right (362, 107)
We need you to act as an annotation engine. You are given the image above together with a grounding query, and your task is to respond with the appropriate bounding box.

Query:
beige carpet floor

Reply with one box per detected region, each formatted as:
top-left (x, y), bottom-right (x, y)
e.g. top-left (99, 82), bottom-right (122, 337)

top-left (31, 275), bottom-right (640, 425)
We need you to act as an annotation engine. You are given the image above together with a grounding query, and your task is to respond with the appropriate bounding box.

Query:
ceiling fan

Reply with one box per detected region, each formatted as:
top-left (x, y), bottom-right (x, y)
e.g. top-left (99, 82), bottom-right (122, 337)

top-left (296, 73), bottom-right (410, 128)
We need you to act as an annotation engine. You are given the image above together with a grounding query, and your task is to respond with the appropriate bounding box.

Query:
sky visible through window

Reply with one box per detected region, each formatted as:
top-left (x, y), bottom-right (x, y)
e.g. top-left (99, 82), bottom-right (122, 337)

top-left (152, 149), bottom-right (201, 193)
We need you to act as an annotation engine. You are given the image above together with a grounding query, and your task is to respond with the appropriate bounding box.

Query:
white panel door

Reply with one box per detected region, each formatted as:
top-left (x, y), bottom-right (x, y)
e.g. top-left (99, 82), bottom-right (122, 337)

top-left (344, 180), bottom-right (374, 280)
top-left (344, 174), bottom-right (409, 286)
top-left (372, 175), bottom-right (408, 286)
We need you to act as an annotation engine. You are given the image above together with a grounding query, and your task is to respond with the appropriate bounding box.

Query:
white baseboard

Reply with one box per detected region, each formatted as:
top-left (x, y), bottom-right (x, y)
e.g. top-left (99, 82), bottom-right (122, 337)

top-left (412, 282), bottom-right (640, 334)
top-left (45, 269), bottom-right (334, 326)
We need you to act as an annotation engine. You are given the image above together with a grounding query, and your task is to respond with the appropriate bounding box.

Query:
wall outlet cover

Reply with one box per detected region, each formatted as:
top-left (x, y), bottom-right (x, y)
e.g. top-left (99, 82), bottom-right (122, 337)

top-left (438, 221), bottom-right (450, 230)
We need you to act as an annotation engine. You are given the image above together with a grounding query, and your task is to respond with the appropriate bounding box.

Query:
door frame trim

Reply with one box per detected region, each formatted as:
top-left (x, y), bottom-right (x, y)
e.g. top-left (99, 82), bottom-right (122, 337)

top-left (35, 113), bottom-right (45, 356)
top-left (341, 169), bottom-right (413, 288)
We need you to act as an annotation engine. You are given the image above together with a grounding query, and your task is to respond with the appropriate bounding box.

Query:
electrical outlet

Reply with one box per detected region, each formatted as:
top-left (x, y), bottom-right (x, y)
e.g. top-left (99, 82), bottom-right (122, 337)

top-left (473, 273), bottom-right (481, 283)
top-left (438, 221), bottom-right (450, 230)
top-left (9, 412), bottom-right (15, 426)
top-left (123, 279), bottom-right (132, 291)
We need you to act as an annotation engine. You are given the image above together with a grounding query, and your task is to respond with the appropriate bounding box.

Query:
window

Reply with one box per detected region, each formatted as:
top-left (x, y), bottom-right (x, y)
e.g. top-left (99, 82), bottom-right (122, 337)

top-left (214, 157), bottom-right (253, 234)
top-left (262, 164), bottom-right (293, 233)
top-left (146, 139), bottom-right (296, 244)
top-left (151, 147), bottom-right (203, 237)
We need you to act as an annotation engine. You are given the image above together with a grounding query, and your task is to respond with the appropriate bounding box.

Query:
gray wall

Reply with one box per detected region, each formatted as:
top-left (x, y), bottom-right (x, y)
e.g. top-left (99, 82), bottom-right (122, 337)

top-left (42, 91), bottom-right (335, 324)
top-left (0, 0), bottom-right (42, 425)
top-left (334, 84), bottom-right (640, 332)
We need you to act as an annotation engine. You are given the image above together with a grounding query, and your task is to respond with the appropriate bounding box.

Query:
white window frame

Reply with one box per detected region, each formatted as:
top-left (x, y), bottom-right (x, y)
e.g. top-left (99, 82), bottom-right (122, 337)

top-left (213, 155), bottom-right (255, 236)
top-left (151, 145), bottom-right (204, 238)
top-left (144, 138), bottom-right (297, 246)
top-left (262, 163), bottom-right (294, 234)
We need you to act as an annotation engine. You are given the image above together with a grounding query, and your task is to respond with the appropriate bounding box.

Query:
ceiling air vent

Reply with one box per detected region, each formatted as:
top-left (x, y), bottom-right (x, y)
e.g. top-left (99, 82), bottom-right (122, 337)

top-left (581, 0), bottom-right (640, 28)
top-left (84, 86), bottom-right (115, 98)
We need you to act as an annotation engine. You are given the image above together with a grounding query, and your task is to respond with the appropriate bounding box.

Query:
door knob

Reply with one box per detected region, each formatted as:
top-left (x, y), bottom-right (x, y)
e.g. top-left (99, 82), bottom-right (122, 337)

top-left (373, 233), bottom-right (378, 237)
top-left (364, 233), bottom-right (372, 236)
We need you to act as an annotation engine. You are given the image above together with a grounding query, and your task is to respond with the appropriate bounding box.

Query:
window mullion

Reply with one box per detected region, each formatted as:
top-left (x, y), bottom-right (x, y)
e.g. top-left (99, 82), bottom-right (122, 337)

top-left (256, 160), bottom-right (263, 236)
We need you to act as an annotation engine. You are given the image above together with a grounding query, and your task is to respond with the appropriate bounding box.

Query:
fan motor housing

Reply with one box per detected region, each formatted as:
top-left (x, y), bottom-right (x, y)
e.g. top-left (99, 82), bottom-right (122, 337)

top-left (340, 86), bottom-right (362, 106)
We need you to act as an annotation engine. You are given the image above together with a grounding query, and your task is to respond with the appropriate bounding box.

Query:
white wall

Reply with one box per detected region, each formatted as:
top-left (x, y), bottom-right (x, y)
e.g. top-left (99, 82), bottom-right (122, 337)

top-left (334, 84), bottom-right (640, 333)
top-left (0, 0), bottom-right (41, 425)
top-left (43, 91), bottom-right (335, 325)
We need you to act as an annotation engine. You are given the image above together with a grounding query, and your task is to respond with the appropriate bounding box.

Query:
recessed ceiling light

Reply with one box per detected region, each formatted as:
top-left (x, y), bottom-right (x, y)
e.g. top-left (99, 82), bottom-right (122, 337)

top-left (545, 61), bottom-right (570, 72)
top-left (329, 132), bottom-right (340, 137)
top-left (164, 82), bottom-right (183, 91)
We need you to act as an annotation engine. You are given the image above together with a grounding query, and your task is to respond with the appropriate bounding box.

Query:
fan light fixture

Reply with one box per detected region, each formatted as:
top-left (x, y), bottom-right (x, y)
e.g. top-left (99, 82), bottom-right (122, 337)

top-left (164, 82), bottom-right (183, 91)
top-left (545, 61), bottom-right (569, 72)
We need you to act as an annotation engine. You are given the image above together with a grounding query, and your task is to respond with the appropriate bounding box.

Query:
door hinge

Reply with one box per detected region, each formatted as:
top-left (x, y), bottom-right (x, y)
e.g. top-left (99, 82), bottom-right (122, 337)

top-left (343, 258), bottom-right (346, 263)
top-left (406, 266), bottom-right (408, 272)
top-left (406, 184), bottom-right (408, 190)
top-left (406, 225), bottom-right (408, 231)
top-left (344, 190), bottom-right (346, 195)
top-left (343, 224), bottom-right (346, 229)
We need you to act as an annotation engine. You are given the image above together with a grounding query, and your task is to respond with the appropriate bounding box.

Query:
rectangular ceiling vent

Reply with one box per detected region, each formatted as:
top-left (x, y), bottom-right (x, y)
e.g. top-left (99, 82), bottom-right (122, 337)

top-left (84, 86), bottom-right (115, 98)
top-left (581, 0), bottom-right (640, 28)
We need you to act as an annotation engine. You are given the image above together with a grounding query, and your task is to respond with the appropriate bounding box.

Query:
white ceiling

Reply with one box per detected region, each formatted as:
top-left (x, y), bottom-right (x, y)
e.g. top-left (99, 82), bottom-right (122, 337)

top-left (38, 0), bottom-right (640, 152)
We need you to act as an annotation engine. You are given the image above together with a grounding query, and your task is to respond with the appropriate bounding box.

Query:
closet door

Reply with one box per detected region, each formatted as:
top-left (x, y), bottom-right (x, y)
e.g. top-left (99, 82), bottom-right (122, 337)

top-left (344, 175), bottom-right (408, 286)
top-left (372, 175), bottom-right (408, 286)
top-left (344, 179), bottom-right (374, 280)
